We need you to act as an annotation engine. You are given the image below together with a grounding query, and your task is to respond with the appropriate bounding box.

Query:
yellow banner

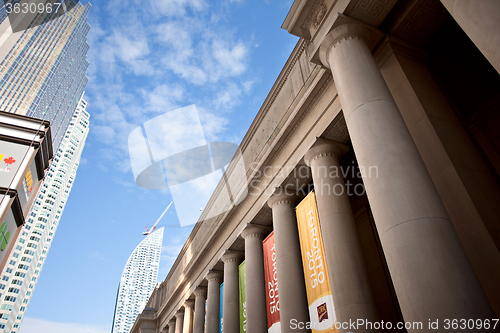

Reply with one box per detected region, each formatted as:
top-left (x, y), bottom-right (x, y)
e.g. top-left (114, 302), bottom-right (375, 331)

top-left (296, 191), bottom-right (337, 333)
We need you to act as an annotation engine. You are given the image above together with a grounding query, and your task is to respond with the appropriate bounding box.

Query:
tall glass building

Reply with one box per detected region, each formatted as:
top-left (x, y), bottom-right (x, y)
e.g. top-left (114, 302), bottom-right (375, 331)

top-left (0, 98), bottom-right (90, 332)
top-left (0, 2), bottom-right (91, 331)
top-left (0, 0), bottom-right (91, 150)
top-left (112, 228), bottom-right (164, 333)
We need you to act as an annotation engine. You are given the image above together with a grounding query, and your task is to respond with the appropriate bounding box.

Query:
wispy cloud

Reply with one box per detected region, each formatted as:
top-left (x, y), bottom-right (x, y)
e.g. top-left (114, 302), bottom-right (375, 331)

top-left (90, 251), bottom-right (109, 262)
top-left (19, 318), bottom-right (109, 333)
top-left (84, 0), bottom-right (255, 190)
top-left (153, 0), bottom-right (208, 17)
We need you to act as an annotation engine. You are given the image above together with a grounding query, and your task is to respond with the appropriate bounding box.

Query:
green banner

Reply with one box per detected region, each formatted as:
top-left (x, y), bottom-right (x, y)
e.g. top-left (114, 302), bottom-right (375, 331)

top-left (239, 261), bottom-right (246, 333)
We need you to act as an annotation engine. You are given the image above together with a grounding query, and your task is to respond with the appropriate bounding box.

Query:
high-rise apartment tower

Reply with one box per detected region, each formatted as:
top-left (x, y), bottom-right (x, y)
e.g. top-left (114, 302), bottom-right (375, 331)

top-left (112, 228), bottom-right (164, 333)
top-left (0, 98), bottom-right (90, 332)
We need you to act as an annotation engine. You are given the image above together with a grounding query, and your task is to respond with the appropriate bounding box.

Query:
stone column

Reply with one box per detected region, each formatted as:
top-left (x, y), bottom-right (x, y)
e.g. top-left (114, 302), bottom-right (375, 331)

top-left (439, 0), bottom-right (500, 74)
top-left (221, 250), bottom-right (244, 333)
top-left (241, 225), bottom-right (268, 333)
top-left (174, 311), bottom-right (184, 333)
top-left (304, 140), bottom-right (379, 331)
top-left (183, 300), bottom-right (195, 333)
top-left (168, 319), bottom-right (176, 333)
top-left (205, 270), bottom-right (223, 333)
top-left (320, 20), bottom-right (495, 327)
top-left (268, 188), bottom-right (310, 333)
top-left (193, 287), bottom-right (207, 333)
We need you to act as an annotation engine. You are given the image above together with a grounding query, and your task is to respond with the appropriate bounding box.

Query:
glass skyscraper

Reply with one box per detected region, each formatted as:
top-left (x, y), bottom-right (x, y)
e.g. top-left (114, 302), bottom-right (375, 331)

top-left (0, 98), bottom-right (90, 332)
top-left (0, 0), bottom-right (91, 150)
top-left (112, 228), bottom-right (164, 333)
top-left (0, 2), bottom-right (91, 331)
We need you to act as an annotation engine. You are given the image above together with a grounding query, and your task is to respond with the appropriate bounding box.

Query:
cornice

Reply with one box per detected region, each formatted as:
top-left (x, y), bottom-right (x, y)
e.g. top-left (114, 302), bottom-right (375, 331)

top-left (240, 39), bottom-right (309, 153)
top-left (266, 74), bottom-right (333, 169)
top-left (302, 0), bottom-right (328, 30)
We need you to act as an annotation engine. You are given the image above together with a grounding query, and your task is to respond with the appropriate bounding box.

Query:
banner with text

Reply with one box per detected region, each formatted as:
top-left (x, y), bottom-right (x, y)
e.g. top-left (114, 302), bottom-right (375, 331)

top-left (263, 231), bottom-right (281, 333)
top-left (220, 282), bottom-right (224, 333)
top-left (296, 191), bottom-right (337, 333)
top-left (239, 261), bottom-right (247, 333)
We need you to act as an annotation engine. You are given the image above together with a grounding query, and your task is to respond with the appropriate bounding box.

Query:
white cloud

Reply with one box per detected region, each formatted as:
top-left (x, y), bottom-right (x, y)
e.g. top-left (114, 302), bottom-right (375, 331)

top-left (140, 84), bottom-right (184, 114)
top-left (84, 0), bottom-right (252, 187)
top-left (90, 251), bottom-right (109, 262)
top-left (213, 83), bottom-right (242, 110)
top-left (93, 125), bottom-right (117, 145)
top-left (19, 318), bottom-right (109, 333)
top-left (105, 30), bottom-right (154, 75)
top-left (211, 40), bottom-right (247, 76)
top-left (155, 20), bottom-right (249, 85)
top-left (242, 79), bottom-right (255, 93)
top-left (197, 107), bottom-right (229, 141)
top-left (154, 0), bottom-right (207, 17)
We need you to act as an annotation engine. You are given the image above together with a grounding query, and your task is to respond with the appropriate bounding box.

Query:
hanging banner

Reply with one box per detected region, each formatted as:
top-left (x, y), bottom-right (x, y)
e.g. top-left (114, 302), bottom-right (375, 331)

top-left (263, 231), bottom-right (281, 333)
top-left (220, 282), bottom-right (224, 333)
top-left (239, 261), bottom-right (247, 333)
top-left (296, 191), bottom-right (337, 332)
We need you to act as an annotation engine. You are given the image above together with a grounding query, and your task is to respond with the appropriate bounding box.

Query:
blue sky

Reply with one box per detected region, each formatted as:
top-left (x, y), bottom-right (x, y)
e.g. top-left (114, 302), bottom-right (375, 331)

top-left (18, 0), bottom-right (298, 332)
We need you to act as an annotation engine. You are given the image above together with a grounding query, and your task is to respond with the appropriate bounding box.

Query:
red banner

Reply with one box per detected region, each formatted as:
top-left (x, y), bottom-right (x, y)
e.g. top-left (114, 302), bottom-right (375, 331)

top-left (263, 231), bottom-right (281, 333)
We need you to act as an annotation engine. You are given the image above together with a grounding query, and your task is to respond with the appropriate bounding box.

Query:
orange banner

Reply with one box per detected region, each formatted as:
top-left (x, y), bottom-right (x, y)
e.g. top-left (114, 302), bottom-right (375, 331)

top-left (296, 191), bottom-right (337, 333)
top-left (263, 231), bottom-right (281, 333)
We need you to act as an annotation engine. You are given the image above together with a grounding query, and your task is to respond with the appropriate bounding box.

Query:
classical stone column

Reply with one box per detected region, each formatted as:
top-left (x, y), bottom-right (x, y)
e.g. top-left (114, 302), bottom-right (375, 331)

top-left (205, 270), bottom-right (223, 333)
top-left (268, 188), bottom-right (310, 333)
top-left (221, 250), bottom-right (244, 333)
top-left (174, 310), bottom-right (184, 333)
top-left (183, 300), bottom-right (195, 333)
top-left (168, 319), bottom-right (176, 333)
top-left (193, 287), bottom-right (207, 333)
top-left (319, 20), bottom-right (495, 327)
top-left (304, 140), bottom-right (379, 331)
top-left (439, 0), bottom-right (500, 74)
top-left (241, 225), bottom-right (268, 333)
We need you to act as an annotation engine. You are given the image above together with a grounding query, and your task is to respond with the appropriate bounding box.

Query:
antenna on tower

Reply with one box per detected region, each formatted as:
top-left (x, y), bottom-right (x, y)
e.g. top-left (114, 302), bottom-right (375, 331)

top-left (143, 202), bottom-right (173, 235)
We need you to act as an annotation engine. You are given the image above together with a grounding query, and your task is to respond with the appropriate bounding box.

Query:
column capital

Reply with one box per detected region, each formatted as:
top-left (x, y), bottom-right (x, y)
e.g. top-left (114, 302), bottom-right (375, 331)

top-left (304, 139), bottom-right (349, 166)
top-left (221, 250), bottom-right (244, 264)
top-left (169, 319), bottom-right (176, 325)
top-left (241, 224), bottom-right (269, 240)
top-left (193, 286), bottom-right (207, 297)
top-left (175, 310), bottom-right (184, 319)
top-left (318, 14), bottom-right (383, 69)
top-left (184, 300), bottom-right (195, 309)
top-left (267, 187), bottom-right (300, 209)
top-left (205, 270), bottom-right (223, 283)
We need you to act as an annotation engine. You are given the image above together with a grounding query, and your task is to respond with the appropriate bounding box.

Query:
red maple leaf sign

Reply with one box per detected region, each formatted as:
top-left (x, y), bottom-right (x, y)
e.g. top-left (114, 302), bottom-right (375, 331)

top-left (4, 157), bottom-right (16, 166)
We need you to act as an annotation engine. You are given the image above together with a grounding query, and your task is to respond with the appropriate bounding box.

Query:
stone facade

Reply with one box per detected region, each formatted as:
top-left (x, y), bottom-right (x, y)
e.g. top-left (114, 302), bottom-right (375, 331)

top-left (131, 1), bottom-right (500, 332)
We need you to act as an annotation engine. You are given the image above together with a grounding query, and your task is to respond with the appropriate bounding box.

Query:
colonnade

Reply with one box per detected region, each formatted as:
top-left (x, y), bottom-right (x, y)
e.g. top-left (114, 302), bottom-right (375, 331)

top-left (161, 18), bottom-right (495, 333)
